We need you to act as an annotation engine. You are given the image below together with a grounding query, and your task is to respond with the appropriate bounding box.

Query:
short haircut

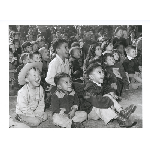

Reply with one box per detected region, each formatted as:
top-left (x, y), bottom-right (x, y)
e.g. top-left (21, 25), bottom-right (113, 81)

top-left (20, 53), bottom-right (29, 61)
top-left (69, 47), bottom-right (81, 57)
top-left (22, 41), bottom-right (32, 49)
top-left (29, 51), bottom-right (40, 59)
top-left (113, 42), bottom-right (124, 49)
top-left (13, 32), bottom-right (20, 37)
top-left (71, 42), bottom-right (80, 48)
top-left (52, 38), bottom-right (68, 53)
top-left (86, 63), bottom-right (102, 76)
top-left (103, 53), bottom-right (114, 62)
top-left (54, 72), bottom-right (70, 86)
top-left (125, 45), bottom-right (136, 54)
top-left (12, 39), bottom-right (19, 44)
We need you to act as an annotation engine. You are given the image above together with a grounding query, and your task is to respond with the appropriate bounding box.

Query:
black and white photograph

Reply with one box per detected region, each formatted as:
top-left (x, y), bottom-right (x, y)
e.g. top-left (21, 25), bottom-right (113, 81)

top-left (9, 25), bottom-right (142, 128)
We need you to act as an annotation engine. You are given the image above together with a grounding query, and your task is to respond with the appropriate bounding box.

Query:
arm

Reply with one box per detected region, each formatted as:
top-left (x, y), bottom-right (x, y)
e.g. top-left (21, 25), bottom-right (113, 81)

top-left (45, 60), bottom-right (57, 86)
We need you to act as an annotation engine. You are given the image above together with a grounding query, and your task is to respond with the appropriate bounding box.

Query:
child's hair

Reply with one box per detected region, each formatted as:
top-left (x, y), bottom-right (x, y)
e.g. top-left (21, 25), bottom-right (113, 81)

top-left (125, 45), bottom-right (136, 54)
top-left (54, 72), bottom-right (70, 86)
top-left (12, 39), bottom-right (20, 45)
top-left (86, 62), bottom-right (102, 76)
top-left (71, 42), bottom-right (80, 48)
top-left (103, 53), bottom-right (114, 63)
top-left (86, 42), bottom-right (101, 60)
top-left (29, 51), bottom-right (40, 60)
top-left (12, 32), bottom-right (20, 38)
top-left (31, 41), bottom-right (38, 46)
top-left (114, 26), bottom-right (123, 35)
top-left (113, 42), bottom-right (124, 50)
top-left (22, 41), bottom-right (32, 49)
top-left (25, 67), bottom-right (41, 78)
top-left (69, 47), bottom-right (81, 57)
top-left (52, 38), bottom-right (68, 53)
top-left (20, 53), bottom-right (29, 62)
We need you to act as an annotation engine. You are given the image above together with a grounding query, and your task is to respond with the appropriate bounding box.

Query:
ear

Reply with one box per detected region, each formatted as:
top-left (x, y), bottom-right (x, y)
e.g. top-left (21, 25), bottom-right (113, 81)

top-left (57, 84), bottom-right (62, 89)
top-left (89, 74), bottom-right (94, 80)
top-left (25, 77), bottom-right (29, 83)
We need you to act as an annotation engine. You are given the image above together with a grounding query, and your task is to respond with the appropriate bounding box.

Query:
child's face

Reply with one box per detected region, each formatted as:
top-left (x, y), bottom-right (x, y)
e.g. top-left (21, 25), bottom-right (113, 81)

top-left (32, 44), bottom-right (38, 52)
top-left (105, 56), bottom-right (115, 66)
top-left (26, 68), bottom-right (41, 87)
top-left (28, 35), bottom-right (33, 41)
top-left (123, 30), bottom-right (128, 39)
top-left (9, 51), bottom-right (14, 59)
top-left (116, 29), bottom-right (123, 37)
top-left (95, 46), bottom-right (102, 57)
top-left (127, 49), bottom-right (136, 58)
top-left (26, 45), bottom-right (32, 53)
top-left (79, 41), bottom-right (84, 48)
top-left (42, 49), bottom-right (50, 61)
top-left (23, 57), bottom-right (30, 64)
top-left (14, 34), bottom-right (19, 39)
top-left (57, 42), bottom-right (69, 59)
top-left (72, 49), bottom-right (81, 59)
top-left (38, 41), bottom-right (45, 48)
top-left (32, 54), bottom-right (41, 62)
top-left (10, 44), bottom-right (15, 52)
top-left (113, 53), bottom-right (119, 61)
top-left (58, 77), bottom-right (72, 92)
top-left (14, 42), bottom-right (19, 49)
top-left (106, 43), bottom-right (113, 51)
top-left (90, 66), bottom-right (104, 84)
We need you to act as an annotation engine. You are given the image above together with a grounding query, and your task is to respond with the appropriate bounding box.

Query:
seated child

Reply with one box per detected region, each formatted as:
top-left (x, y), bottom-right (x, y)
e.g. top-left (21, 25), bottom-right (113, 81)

top-left (51, 73), bottom-right (87, 128)
top-left (103, 53), bottom-right (129, 96)
top-left (39, 47), bottom-right (50, 89)
top-left (83, 63), bottom-right (136, 127)
top-left (31, 41), bottom-right (39, 52)
top-left (123, 46), bottom-right (142, 88)
top-left (69, 47), bottom-right (83, 81)
top-left (22, 41), bottom-right (32, 53)
top-left (15, 62), bottom-right (48, 127)
top-left (29, 51), bottom-right (41, 63)
top-left (9, 49), bottom-right (17, 89)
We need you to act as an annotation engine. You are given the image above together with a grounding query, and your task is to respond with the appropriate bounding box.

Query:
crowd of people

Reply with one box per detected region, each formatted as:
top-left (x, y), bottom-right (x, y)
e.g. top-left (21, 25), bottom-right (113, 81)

top-left (9, 25), bottom-right (142, 128)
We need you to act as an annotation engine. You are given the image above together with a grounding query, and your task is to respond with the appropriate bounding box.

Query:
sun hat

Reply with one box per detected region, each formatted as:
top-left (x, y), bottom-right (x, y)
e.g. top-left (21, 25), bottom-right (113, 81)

top-left (18, 62), bottom-right (43, 85)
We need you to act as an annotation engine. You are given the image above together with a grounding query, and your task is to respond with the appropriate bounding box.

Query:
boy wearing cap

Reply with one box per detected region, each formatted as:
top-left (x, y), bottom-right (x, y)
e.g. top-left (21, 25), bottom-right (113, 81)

top-left (83, 63), bottom-right (137, 127)
top-left (15, 62), bottom-right (48, 127)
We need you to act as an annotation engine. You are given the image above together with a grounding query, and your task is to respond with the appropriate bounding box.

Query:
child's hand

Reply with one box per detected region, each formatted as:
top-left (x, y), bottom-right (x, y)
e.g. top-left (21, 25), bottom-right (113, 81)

top-left (59, 108), bottom-right (66, 115)
top-left (111, 83), bottom-right (117, 89)
top-left (109, 92), bottom-right (118, 99)
top-left (68, 109), bottom-right (76, 119)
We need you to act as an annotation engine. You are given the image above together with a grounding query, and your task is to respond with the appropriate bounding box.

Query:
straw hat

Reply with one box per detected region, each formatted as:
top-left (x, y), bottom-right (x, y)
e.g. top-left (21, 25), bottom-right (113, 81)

top-left (18, 62), bottom-right (43, 85)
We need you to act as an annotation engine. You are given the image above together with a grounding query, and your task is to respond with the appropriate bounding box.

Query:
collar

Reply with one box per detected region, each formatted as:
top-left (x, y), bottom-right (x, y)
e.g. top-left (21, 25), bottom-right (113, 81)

top-left (55, 88), bottom-right (75, 98)
top-left (89, 79), bottom-right (101, 87)
top-left (127, 55), bottom-right (134, 60)
top-left (56, 54), bottom-right (67, 65)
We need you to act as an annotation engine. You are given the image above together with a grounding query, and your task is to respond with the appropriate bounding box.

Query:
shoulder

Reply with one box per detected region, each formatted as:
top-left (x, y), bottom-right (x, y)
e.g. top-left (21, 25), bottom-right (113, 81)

top-left (18, 85), bottom-right (28, 96)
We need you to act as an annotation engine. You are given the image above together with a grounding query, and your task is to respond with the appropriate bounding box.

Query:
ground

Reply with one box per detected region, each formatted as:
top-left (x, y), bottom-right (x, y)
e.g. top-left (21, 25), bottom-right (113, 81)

top-left (9, 87), bottom-right (142, 128)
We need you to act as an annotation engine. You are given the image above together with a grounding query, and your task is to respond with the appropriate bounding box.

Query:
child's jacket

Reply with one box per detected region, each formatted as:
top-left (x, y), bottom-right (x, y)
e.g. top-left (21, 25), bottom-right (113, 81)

top-left (51, 89), bottom-right (79, 114)
top-left (82, 80), bottom-right (115, 114)
top-left (16, 84), bottom-right (45, 117)
top-left (123, 57), bottom-right (140, 74)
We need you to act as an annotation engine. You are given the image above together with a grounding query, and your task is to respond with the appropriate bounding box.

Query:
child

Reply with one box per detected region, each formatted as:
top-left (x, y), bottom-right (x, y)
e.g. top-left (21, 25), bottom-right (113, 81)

top-left (15, 62), bottom-right (48, 127)
top-left (69, 47), bottom-right (83, 81)
top-left (31, 41), bottom-right (39, 52)
top-left (22, 41), bottom-right (32, 53)
top-left (51, 73), bottom-right (87, 128)
top-left (29, 51), bottom-right (41, 63)
top-left (9, 49), bottom-right (17, 89)
top-left (45, 38), bottom-right (70, 89)
top-left (83, 43), bottom-right (103, 78)
top-left (83, 63), bottom-right (136, 127)
top-left (102, 39), bottom-right (113, 55)
top-left (37, 37), bottom-right (45, 49)
top-left (103, 53), bottom-right (129, 96)
top-left (123, 46), bottom-right (142, 88)
top-left (39, 47), bottom-right (50, 89)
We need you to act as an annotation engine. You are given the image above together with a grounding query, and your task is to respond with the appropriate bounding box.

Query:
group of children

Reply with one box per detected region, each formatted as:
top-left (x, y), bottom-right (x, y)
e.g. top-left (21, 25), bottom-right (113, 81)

top-left (9, 25), bottom-right (142, 128)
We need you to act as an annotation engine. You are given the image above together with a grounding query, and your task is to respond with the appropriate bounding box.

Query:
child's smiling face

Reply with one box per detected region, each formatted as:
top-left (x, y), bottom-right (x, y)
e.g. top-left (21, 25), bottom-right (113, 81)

top-left (57, 42), bottom-right (69, 59)
top-left (105, 56), bottom-right (115, 66)
top-left (113, 52), bottom-right (119, 61)
top-left (127, 48), bottom-right (136, 58)
top-left (72, 49), bottom-right (81, 59)
top-left (95, 46), bottom-right (102, 57)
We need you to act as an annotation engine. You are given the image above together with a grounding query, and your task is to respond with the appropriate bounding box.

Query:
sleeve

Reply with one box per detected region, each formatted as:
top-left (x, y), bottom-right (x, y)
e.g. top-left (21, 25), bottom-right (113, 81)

top-left (85, 87), bottom-right (114, 109)
top-left (51, 94), bottom-right (61, 114)
top-left (34, 86), bottom-right (45, 114)
top-left (17, 90), bottom-right (35, 117)
top-left (72, 93), bottom-right (79, 110)
top-left (45, 60), bottom-right (57, 86)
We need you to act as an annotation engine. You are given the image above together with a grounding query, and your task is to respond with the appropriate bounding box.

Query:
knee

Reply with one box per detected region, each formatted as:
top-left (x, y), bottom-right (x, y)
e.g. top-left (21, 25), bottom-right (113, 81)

top-left (43, 112), bottom-right (48, 121)
top-left (30, 118), bottom-right (41, 127)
